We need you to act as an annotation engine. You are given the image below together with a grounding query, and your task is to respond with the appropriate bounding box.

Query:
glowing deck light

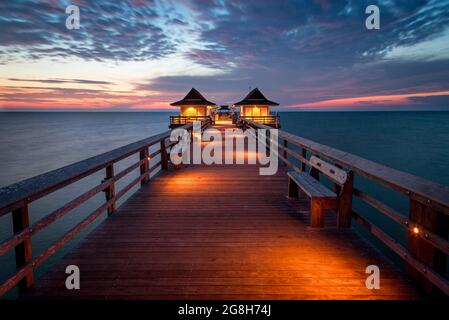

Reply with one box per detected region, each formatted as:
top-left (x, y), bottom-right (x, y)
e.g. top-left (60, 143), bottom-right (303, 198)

top-left (413, 227), bottom-right (420, 235)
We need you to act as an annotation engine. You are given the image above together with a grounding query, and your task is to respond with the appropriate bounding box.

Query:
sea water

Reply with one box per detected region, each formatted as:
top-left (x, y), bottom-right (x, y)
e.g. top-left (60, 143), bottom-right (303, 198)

top-left (1, 111), bottom-right (448, 297)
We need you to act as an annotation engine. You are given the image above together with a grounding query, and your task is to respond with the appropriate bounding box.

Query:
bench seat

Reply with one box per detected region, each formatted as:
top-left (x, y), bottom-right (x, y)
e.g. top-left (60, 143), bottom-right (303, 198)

top-left (288, 171), bottom-right (337, 199)
top-left (286, 156), bottom-right (353, 229)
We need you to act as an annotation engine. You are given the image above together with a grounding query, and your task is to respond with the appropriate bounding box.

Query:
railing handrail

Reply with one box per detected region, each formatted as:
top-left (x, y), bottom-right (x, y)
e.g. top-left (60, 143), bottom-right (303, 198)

top-left (238, 115), bottom-right (279, 120)
top-left (0, 119), bottom-right (212, 296)
top-left (242, 118), bottom-right (449, 296)
top-left (170, 115), bottom-right (211, 119)
top-left (239, 115), bottom-right (279, 117)
top-left (243, 119), bottom-right (449, 213)
top-left (0, 123), bottom-right (193, 216)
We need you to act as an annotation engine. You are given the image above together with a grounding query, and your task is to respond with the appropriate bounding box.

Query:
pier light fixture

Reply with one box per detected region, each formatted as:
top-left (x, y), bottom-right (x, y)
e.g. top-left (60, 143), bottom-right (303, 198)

top-left (413, 227), bottom-right (420, 235)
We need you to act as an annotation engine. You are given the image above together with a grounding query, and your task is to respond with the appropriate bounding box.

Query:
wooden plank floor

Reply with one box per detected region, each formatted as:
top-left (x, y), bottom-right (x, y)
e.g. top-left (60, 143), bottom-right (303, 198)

top-left (24, 122), bottom-right (422, 299)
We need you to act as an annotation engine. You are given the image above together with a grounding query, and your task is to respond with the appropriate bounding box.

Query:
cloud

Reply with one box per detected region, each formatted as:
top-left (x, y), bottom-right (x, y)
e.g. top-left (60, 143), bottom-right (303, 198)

top-left (1, 0), bottom-right (449, 110)
top-left (0, 0), bottom-right (174, 62)
top-left (409, 94), bottom-right (449, 106)
top-left (0, 85), bottom-right (146, 109)
top-left (184, 0), bottom-right (449, 69)
top-left (7, 78), bottom-right (114, 85)
top-left (134, 0), bottom-right (449, 108)
top-left (291, 90), bottom-right (449, 109)
top-left (384, 28), bottom-right (449, 61)
top-left (136, 74), bottom-right (277, 106)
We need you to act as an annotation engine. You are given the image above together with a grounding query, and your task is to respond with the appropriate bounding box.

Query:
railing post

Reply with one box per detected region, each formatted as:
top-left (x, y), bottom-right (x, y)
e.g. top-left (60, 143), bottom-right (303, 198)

top-left (105, 164), bottom-right (116, 215)
top-left (12, 203), bottom-right (33, 292)
top-left (140, 147), bottom-right (150, 186)
top-left (407, 199), bottom-right (449, 296)
top-left (309, 155), bottom-right (320, 181)
top-left (160, 139), bottom-right (169, 170)
top-left (337, 171), bottom-right (353, 228)
top-left (301, 148), bottom-right (307, 172)
top-left (334, 164), bottom-right (343, 194)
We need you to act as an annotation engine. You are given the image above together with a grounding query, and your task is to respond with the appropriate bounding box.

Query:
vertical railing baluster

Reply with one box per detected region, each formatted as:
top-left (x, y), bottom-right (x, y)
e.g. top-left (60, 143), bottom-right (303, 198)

top-left (408, 199), bottom-right (449, 296)
top-left (105, 164), bottom-right (115, 215)
top-left (140, 147), bottom-right (150, 186)
top-left (12, 203), bottom-right (33, 293)
top-left (160, 139), bottom-right (169, 170)
top-left (309, 155), bottom-right (320, 181)
top-left (334, 164), bottom-right (343, 194)
top-left (337, 171), bottom-right (353, 228)
top-left (301, 148), bottom-right (307, 172)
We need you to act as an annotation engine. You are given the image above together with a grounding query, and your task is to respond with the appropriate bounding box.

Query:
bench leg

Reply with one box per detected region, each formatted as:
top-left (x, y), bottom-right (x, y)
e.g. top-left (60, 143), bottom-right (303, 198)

top-left (337, 199), bottom-right (352, 228)
top-left (288, 178), bottom-right (299, 199)
top-left (311, 198), bottom-right (325, 228)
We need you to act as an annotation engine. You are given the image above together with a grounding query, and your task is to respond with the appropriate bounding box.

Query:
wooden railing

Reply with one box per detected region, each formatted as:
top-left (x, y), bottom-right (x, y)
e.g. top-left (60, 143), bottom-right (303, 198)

top-left (170, 115), bottom-right (213, 126)
top-left (0, 120), bottom-right (211, 296)
top-left (241, 119), bottom-right (449, 296)
top-left (238, 115), bottom-right (280, 127)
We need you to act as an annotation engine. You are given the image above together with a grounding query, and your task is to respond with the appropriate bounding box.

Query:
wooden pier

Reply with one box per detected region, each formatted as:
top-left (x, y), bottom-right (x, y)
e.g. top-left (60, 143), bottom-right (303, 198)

top-left (1, 120), bottom-right (448, 299)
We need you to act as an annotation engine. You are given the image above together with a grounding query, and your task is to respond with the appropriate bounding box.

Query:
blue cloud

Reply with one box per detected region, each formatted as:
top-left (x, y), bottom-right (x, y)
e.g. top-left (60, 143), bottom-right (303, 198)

top-left (0, 0), bottom-right (174, 61)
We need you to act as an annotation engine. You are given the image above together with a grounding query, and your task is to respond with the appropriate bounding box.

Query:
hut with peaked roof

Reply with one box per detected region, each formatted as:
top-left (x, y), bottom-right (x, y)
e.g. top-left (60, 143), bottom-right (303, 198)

top-left (169, 88), bottom-right (217, 128)
top-left (234, 88), bottom-right (280, 128)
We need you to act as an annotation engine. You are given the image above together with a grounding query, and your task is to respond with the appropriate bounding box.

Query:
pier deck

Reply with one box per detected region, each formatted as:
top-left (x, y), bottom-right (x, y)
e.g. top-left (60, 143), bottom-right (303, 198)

top-left (23, 122), bottom-right (422, 299)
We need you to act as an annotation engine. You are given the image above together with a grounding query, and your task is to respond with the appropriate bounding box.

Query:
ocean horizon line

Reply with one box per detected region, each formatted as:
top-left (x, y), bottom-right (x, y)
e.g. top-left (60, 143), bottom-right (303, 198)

top-left (1, 108), bottom-right (449, 113)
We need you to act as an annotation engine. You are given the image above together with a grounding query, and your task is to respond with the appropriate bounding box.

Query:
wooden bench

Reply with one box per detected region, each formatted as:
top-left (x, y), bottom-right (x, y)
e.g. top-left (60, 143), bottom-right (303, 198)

top-left (288, 156), bottom-right (353, 228)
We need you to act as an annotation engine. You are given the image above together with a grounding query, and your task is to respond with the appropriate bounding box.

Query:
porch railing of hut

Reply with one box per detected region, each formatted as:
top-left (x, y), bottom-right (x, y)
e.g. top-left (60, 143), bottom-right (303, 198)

top-left (238, 115), bottom-right (280, 126)
top-left (170, 115), bottom-right (213, 126)
top-left (0, 119), bottom-right (212, 296)
top-left (241, 119), bottom-right (449, 296)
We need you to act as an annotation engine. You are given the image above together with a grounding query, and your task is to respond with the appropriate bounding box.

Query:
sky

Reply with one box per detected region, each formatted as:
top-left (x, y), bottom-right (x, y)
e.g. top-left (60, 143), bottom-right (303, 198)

top-left (1, 0), bottom-right (449, 111)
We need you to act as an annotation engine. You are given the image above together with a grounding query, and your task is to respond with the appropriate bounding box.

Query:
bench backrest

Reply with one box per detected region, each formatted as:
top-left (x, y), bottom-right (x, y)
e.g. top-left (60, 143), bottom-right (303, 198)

top-left (309, 156), bottom-right (347, 185)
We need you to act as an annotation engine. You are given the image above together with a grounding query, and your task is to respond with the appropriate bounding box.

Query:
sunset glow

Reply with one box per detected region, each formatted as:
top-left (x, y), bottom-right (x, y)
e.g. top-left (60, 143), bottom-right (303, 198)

top-left (293, 90), bottom-right (449, 109)
top-left (1, 1), bottom-right (449, 111)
